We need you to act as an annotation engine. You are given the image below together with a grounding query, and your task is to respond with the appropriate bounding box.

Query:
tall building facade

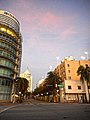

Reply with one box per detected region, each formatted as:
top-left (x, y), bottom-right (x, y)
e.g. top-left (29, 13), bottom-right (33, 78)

top-left (54, 56), bottom-right (90, 81)
top-left (20, 68), bottom-right (33, 93)
top-left (0, 10), bottom-right (22, 102)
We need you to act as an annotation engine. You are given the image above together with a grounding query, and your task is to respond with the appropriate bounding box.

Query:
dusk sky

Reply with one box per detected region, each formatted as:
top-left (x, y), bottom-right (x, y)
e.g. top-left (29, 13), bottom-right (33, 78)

top-left (0, 0), bottom-right (90, 90)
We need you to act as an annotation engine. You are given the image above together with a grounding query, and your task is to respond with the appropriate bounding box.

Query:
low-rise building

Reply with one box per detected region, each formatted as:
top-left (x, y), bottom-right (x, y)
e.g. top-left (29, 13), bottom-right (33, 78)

top-left (60, 80), bottom-right (86, 103)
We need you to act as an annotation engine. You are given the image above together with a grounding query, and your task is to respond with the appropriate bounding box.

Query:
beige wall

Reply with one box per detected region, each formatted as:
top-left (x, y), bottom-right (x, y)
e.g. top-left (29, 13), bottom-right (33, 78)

top-left (54, 59), bottom-right (90, 81)
top-left (64, 80), bottom-right (85, 94)
top-left (64, 60), bottom-right (80, 80)
top-left (79, 60), bottom-right (90, 67)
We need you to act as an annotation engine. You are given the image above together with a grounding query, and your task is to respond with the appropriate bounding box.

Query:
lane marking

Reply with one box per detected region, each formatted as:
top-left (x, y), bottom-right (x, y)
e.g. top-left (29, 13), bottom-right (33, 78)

top-left (0, 105), bottom-right (16, 114)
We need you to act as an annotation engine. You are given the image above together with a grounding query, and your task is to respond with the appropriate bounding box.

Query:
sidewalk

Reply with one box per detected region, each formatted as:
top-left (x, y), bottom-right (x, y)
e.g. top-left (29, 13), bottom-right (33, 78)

top-left (0, 102), bottom-right (14, 106)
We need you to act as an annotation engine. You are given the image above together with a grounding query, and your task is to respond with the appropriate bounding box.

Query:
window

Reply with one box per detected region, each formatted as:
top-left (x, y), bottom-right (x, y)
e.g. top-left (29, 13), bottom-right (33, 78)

top-left (88, 86), bottom-right (90, 89)
top-left (78, 86), bottom-right (81, 90)
top-left (67, 64), bottom-right (70, 67)
top-left (68, 86), bottom-right (71, 89)
top-left (68, 76), bottom-right (71, 80)
top-left (0, 80), bottom-right (2, 85)
top-left (6, 80), bottom-right (8, 86)
top-left (68, 70), bottom-right (70, 73)
top-left (1, 27), bottom-right (6, 32)
top-left (2, 80), bottom-right (4, 85)
top-left (8, 81), bottom-right (11, 86)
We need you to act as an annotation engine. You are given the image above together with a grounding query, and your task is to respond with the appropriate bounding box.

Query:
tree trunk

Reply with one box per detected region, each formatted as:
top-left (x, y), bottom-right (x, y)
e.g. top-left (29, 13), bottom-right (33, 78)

top-left (84, 80), bottom-right (89, 102)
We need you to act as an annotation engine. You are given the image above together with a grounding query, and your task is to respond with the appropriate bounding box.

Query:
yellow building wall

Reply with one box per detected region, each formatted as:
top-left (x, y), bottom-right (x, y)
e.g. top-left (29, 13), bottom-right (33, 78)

top-left (65, 60), bottom-right (80, 80)
top-left (54, 59), bottom-right (90, 81)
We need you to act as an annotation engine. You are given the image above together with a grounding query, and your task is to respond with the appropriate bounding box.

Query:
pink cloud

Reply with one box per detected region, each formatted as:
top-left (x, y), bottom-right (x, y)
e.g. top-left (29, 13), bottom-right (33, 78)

top-left (39, 11), bottom-right (61, 26)
top-left (18, 8), bottom-right (76, 35)
top-left (60, 27), bottom-right (77, 41)
top-left (20, 11), bottom-right (63, 31)
top-left (38, 12), bottom-right (76, 31)
top-left (62, 27), bottom-right (77, 36)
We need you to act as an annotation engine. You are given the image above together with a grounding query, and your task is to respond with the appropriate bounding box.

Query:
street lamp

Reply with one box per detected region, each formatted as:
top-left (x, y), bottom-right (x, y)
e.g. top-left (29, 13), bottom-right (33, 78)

top-left (56, 56), bottom-right (60, 65)
top-left (85, 52), bottom-right (89, 60)
top-left (19, 91), bottom-right (21, 95)
top-left (49, 66), bottom-right (52, 71)
top-left (81, 56), bottom-right (85, 60)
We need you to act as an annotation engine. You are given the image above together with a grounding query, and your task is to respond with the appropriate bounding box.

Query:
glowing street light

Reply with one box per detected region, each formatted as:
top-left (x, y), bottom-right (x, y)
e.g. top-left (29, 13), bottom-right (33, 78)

top-left (81, 56), bottom-right (85, 60)
top-left (49, 66), bottom-right (52, 71)
top-left (85, 52), bottom-right (88, 60)
top-left (56, 56), bottom-right (60, 60)
top-left (56, 56), bottom-right (60, 65)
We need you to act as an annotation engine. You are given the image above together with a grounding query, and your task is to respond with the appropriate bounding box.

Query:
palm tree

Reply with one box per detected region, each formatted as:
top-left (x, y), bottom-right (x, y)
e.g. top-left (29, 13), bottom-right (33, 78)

top-left (45, 71), bottom-right (62, 102)
top-left (77, 64), bottom-right (90, 102)
top-left (15, 77), bottom-right (29, 97)
top-left (33, 71), bottom-right (62, 102)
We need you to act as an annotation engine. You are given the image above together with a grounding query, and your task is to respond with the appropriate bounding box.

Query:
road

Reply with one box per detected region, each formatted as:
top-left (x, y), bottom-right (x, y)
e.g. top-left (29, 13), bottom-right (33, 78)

top-left (0, 99), bottom-right (90, 120)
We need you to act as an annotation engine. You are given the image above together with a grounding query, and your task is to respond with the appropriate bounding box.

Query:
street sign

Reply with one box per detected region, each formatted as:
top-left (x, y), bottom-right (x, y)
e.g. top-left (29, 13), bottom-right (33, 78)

top-left (58, 84), bottom-right (63, 87)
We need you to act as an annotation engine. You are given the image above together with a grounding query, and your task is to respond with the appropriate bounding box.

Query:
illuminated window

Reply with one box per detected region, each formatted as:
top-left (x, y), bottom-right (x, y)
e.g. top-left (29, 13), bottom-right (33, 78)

top-left (1, 27), bottom-right (6, 32)
top-left (7, 29), bottom-right (11, 34)
top-left (0, 27), bottom-right (15, 36)
top-left (7, 29), bottom-right (15, 36)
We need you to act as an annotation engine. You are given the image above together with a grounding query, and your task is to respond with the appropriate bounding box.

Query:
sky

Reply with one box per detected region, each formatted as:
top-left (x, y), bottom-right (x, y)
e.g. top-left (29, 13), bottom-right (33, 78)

top-left (0, 0), bottom-right (90, 90)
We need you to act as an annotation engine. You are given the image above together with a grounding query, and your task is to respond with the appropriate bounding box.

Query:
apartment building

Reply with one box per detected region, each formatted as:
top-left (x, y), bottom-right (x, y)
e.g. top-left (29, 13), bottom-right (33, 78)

top-left (54, 56), bottom-right (90, 81)
top-left (54, 56), bottom-right (90, 102)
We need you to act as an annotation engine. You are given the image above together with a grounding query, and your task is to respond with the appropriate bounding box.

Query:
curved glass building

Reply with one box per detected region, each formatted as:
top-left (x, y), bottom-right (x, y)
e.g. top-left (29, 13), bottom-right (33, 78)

top-left (0, 10), bottom-right (22, 102)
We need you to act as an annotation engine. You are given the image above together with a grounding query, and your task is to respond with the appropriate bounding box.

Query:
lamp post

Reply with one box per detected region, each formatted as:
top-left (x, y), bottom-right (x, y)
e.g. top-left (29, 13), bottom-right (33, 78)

top-left (19, 91), bottom-right (22, 103)
top-left (10, 74), bottom-right (16, 103)
top-left (13, 79), bottom-right (15, 103)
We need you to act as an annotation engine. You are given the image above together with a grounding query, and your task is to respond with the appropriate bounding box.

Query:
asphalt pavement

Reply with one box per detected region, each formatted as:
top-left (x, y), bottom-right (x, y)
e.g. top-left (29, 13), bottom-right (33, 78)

top-left (0, 98), bottom-right (44, 113)
top-left (0, 99), bottom-right (90, 120)
top-left (0, 102), bottom-right (17, 113)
